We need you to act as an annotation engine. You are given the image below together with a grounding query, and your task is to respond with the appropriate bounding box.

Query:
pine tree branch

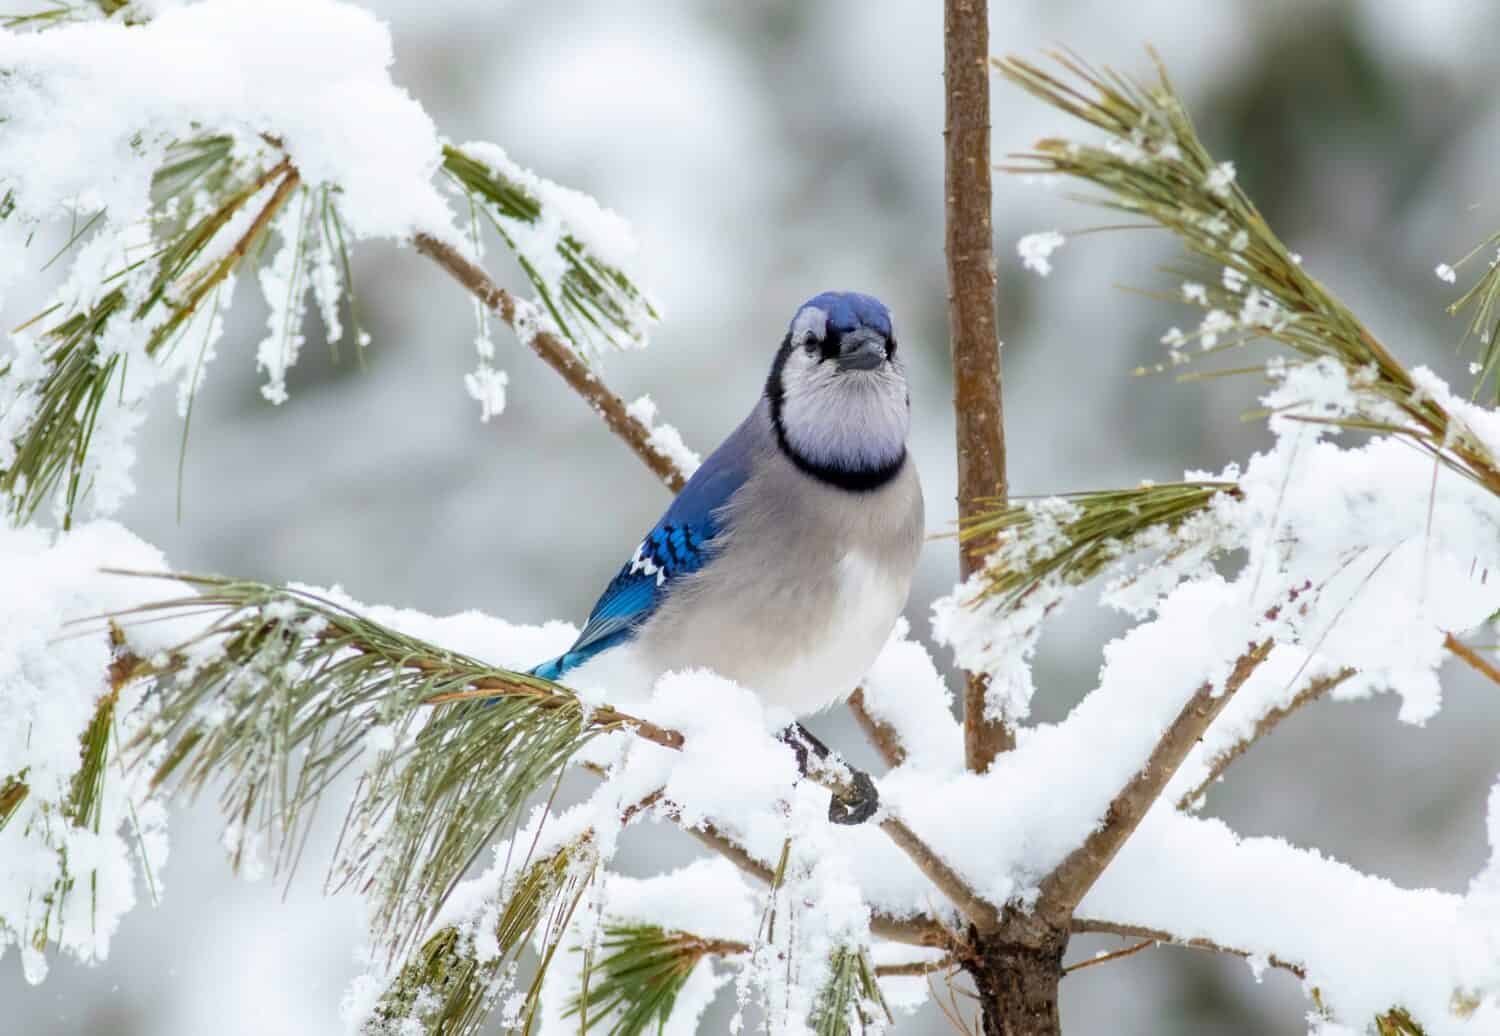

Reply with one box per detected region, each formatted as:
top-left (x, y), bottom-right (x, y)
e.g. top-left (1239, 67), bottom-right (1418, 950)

top-left (873, 956), bottom-right (957, 978)
top-left (1035, 636), bottom-right (1274, 927)
top-left (412, 232), bottom-right (686, 492)
top-left (846, 687), bottom-right (907, 769)
top-left (1060, 938), bottom-right (1155, 975)
top-left (1175, 666), bottom-right (1354, 810)
top-left (1069, 918), bottom-right (1305, 979)
top-left (944, 0), bottom-right (1012, 773)
top-left (1444, 631), bottom-right (1500, 689)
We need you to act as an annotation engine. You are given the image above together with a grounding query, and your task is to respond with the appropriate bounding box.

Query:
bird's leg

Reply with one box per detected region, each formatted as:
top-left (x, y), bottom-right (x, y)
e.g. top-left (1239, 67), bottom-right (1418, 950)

top-left (777, 722), bottom-right (880, 826)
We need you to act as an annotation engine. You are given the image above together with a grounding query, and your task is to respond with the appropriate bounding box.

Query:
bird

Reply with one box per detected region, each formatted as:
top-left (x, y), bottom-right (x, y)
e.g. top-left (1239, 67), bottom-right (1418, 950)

top-left (532, 291), bottom-right (924, 823)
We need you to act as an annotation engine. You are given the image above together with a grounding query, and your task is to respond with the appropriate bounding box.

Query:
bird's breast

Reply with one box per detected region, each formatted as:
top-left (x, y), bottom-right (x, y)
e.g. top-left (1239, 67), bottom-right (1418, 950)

top-left (634, 458), bottom-right (923, 714)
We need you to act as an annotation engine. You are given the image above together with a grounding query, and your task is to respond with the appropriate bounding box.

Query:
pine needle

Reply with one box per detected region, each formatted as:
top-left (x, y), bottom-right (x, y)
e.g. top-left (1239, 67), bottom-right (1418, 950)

top-left (441, 145), bottom-right (657, 354)
top-left (811, 946), bottom-right (891, 1036)
top-left (108, 573), bottom-right (629, 960)
top-left (567, 925), bottom-right (747, 1036)
top-left (1, 139), bottom-right (291, 527)
top-left (959, 481), bottom-right (1238, 610)
top-left (367, 841), bottom-right (594, 1036)
top-left (995, 51), bottom-right (1500, 502)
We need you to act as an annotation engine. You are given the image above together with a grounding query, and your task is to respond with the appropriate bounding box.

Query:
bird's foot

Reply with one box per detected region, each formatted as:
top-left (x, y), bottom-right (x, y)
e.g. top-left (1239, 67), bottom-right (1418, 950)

top-left (779, 721), bottom-right (881, 825)
top-left (826, 768), bottom-right (879, 826)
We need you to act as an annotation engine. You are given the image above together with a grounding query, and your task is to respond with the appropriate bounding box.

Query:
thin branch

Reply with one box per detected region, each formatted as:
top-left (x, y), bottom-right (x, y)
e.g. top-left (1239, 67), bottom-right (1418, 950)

top-left (875, 955), bottom-right (958, 978)
top-left (944, 0), bottom-right (1012, 772)
top-left (1445, 631), bottom-right (1500, 688)
top-left (847, 687), bottom-right (907, 769)
top-left (1175, 667), bottom-right (1355, 810)
top-left (1035, 637), bottom-right (1274, 926)
top-left (877, 813), bottom-right (1000, 934)
top-left (413, 232), bottom-right (685, 493)
top-left (1061, 938), bottom-right (1155, 975)
top-left (579, 760), bottom-right (950, 949)
top-left (1071, 918), bottom-right (1306, 980)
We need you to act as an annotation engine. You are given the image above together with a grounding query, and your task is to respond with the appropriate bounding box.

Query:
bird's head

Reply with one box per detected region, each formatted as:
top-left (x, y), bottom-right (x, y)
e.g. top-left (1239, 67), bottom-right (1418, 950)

top-left (765, 291), bottom-right (910, 490)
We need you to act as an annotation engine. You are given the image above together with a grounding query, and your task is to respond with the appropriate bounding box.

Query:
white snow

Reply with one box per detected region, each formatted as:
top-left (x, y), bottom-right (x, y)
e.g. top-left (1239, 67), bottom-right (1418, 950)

top-left (1017, 230), bottom-right (1066, 276)
top-left (626, 394), bottom-right (703, 481)
top-left (0, 521), bottom-right (184, 982)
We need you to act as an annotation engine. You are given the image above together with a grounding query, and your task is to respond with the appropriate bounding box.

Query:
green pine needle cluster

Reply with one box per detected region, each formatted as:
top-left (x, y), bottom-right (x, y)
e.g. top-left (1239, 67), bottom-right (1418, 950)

top-left (366, 842), bottom-right (593, 1036)
top-left (811, 946), bottom-right (891, 1036)
top-left (1, 676), bottom-right (132, 958)
top-left (442, 144), bottom-right (658, 354)
top-left (112, 573), bottom-right (620, 959)
top-left (996, 52), bottom-right (1500, 502)
top-left (961, 481), bottom-right (1238, 611)
top-left (1375, 1007), bottom-right (1428, 1036)
top-left (2, 137), bottom-right (302, 527)
top-left (1444, 227), bottom-right (1500, 403)
top-left (567, 925), bottom-right (745, 1036)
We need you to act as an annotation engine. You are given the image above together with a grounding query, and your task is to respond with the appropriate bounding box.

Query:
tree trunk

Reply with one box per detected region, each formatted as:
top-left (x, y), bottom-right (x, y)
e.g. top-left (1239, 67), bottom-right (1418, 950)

top-left (966, 927), bottom-right (1067, 1036)
top-left (944, 0), bottom-right (1012, 772)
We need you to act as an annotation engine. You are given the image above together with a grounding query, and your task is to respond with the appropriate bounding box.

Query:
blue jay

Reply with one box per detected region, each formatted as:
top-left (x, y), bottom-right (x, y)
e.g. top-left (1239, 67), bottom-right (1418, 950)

top-left (533, 292), bottom-right (924, 823)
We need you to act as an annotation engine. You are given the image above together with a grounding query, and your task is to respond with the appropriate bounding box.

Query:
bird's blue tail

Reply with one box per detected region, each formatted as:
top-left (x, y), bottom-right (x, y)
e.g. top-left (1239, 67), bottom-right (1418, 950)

top-left (529, 656), bottom-right (566, 682)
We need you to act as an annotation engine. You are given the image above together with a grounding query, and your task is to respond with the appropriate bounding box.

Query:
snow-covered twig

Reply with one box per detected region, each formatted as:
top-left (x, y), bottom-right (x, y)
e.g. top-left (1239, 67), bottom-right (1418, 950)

top-left (1036, 636), bottom-right (1274, 926)
top-left (1175, 665), bottom-right (1355, 811)
top-left (846, 687), bottom-right (907, 769)
top-left (413, 232), bottom-right (687, 492)
top-left (1070, 918), bottom-right (1305, 979)
top-left (1445, 632), bottom-right (1500, 690)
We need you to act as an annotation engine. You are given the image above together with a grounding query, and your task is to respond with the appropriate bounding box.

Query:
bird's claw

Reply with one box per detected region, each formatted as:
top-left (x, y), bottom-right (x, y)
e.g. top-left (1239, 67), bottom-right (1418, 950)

top-left (827, 768), bottom-right (879, 826)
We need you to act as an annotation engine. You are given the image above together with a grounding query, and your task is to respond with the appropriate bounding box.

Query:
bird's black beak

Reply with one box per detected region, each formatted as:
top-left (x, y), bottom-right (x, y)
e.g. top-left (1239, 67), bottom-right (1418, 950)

top-left (837, 331), bottom-right (888, 371)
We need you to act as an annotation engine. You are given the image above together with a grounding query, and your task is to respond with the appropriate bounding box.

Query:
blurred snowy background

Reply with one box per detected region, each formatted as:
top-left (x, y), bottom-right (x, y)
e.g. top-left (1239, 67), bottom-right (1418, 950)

top-left (8, 1), bottom-right (1500, 1032)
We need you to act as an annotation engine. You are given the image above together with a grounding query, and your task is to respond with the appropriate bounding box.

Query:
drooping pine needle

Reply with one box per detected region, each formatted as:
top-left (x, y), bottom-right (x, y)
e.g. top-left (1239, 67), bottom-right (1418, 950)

top-left (959, 480), bottom-right (1238, 611)
top-left (996, 51), bottom-right (1500, 502)
top-left (567, 925), bottom-right (748, 1036)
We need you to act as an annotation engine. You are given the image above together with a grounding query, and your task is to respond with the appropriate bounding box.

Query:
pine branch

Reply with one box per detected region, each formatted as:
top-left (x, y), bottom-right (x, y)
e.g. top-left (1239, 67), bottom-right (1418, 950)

top-left (811, 945), bottom-right (892, 1036)
top-left (995, 51), bottom-right (1500, 504)
top-left (2, 140), bottom-right (293, 526)
top-left (959, 480), bottom-right (1238, 611)
top-left (111, 574), bottom-right (623, 957)
top-left (567, 925), bottom-right (747, 1036)
top-left (1444, 631), bottom-right (1500, 689)
top-left (440, 145), bottom-right (657, 357)
top-left (846, 687), bottom-right (907, 769)
top-left (1035, 636), bottom-right (1274, 927)
top-left (1175, 666), bottom-right (1354, 810)
top-left (943, 0), bottom-right (1011, 772)
top-left (1069, 918), bottom-right (1305, 980)
top-left (114, 573), bottom-right (978, 955)
top-left (1441, 227), bottom-right (1500, 404)
top-left (365, 838), bottom-right (595, 1036)
top-left (413, 232), bottom-right (687, 492)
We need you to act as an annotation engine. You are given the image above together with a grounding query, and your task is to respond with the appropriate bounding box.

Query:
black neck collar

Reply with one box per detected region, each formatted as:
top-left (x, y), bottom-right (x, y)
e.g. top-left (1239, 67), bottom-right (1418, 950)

top-left (764, 335), bottom-right (907, 493)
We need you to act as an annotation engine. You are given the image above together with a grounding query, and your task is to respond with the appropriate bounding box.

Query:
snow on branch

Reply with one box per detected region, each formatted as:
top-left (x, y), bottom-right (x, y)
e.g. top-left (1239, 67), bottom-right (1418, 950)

top-left (0, 0), bottom-right (661, 526)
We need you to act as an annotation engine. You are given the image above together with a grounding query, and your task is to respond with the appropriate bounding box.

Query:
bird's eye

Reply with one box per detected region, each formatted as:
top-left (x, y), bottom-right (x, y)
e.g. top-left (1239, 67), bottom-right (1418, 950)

top-left (887, 337), bottom-right (898, 359)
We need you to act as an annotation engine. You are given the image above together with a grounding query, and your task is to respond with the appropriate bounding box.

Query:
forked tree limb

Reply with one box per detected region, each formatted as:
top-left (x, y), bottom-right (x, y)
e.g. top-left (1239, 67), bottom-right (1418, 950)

top-left (1175, 667), bottom-right (1355, 811)
top-left (1035, 638), bottom-right (1275, 927)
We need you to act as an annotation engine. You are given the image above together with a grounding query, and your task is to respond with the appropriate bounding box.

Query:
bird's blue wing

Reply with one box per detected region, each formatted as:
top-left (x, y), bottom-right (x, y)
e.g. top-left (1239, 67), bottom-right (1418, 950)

top-left (531, 417), bottom-right (757, 681)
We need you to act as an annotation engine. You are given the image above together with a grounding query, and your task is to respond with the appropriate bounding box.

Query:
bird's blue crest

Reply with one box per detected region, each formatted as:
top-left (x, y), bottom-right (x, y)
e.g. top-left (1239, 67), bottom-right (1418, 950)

top-left (794, 292), bottom-right (892, 339)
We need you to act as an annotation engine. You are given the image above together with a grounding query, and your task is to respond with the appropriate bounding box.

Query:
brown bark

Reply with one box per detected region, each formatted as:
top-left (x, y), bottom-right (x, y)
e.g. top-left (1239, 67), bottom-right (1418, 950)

top-left (943, 5), bottom-right (1069, 1031)
top-left (1036, 639), bottom-right (1273, 926)
top-left (944, 0), bottom-right (1012, 773)
top-left (412, 232), bottom-right (688, 494)
top-left (966, 926), bottom-right (1067, 1036)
